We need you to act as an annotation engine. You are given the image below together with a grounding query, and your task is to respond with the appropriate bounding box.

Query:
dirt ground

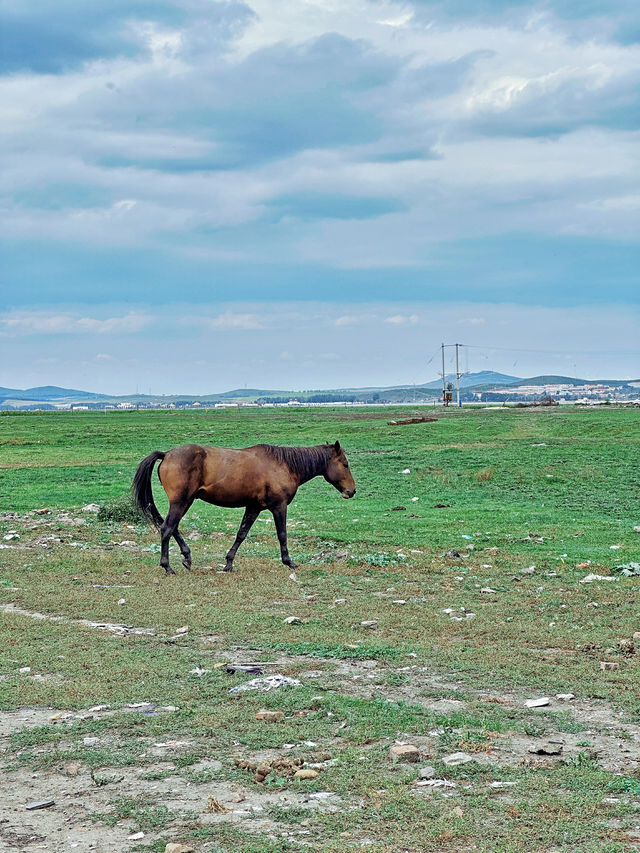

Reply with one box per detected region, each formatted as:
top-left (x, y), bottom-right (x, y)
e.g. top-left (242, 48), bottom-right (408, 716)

top-left (3, 635), bottom-right (640, 851)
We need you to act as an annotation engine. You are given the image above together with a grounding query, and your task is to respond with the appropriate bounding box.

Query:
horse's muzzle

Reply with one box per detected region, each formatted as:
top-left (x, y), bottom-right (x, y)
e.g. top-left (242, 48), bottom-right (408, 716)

top-left (342, 488), bottom-right (356, 499)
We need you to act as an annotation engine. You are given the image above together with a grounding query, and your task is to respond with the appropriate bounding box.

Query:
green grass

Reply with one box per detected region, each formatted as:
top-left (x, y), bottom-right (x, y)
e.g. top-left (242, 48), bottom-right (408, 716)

top-left (1, 405), bottom-right (640, 851)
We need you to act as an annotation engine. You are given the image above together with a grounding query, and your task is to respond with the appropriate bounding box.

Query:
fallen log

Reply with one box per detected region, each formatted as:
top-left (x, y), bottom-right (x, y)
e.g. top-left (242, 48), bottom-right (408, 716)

top-left (387, 416), bottom-right (438, 425)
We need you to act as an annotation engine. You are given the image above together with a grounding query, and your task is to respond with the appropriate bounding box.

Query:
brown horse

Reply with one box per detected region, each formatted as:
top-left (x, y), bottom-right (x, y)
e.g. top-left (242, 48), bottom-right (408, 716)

top-left (132, 441), bottom-right (356, 575)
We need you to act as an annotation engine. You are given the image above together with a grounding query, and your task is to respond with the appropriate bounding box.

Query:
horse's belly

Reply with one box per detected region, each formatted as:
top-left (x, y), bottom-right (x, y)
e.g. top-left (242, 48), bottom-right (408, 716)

top-left (197, 481), bottom-right (263, 508)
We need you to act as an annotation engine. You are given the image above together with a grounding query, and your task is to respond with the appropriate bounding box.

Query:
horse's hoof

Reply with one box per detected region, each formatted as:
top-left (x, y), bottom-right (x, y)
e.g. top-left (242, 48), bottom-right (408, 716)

top-left (286, 561), bottom-right (298, 570)
top-left (182, 558), bottom-right (192, 571)
top-left (223, 563), bottom-right (234, 573)
top-left (163, 566), bottom-right (176, 576)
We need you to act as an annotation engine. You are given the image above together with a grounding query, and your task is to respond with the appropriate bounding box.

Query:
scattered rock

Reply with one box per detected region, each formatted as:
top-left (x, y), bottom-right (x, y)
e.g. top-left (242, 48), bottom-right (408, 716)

top-left (26, 799), bottom-right (55, 810)
top-left (416, 778), bottom-right (457, 788)
top-left (82, 504), bottom-right (100, 513)
top-left (295, 768), bottom-right (319, 779)
top-left (580, 574), bottom-right (617, 584)
top-left (444, 550), bottom-right (461, 558)
top-left (556, 693), bottom-right (575, 702)
top-left (528, 741), bottom-right (564, 756)
top-left (600, 661), bottom-right (620, 671)
top-left (229, 674), bottom-right (302, 693)
top-left (360, 620), bottom-right (378, 629)
top-left (127, 831), bottom-right (145, 840)
top-left (521, 566), bottom-right (536, 575)
top-left (525, 697), bottom-right (550, 708)
top-left (117, 598), bottom-right (126, 606)
top-left (284, 616), bottom-right (303, 625)
top-left (614, 562), bottom-right (640, 577)
top-left (419, 766), bottom-right (436, 779)
top-left (333, 598), bottom-right (347, 605)
top-left (164, 844), bottom-right (195, 853)
top-left (389, 744), bottom-right (420, 763)
top-left (255, 709), bottom-right (284, 722)
top-left (175, 625), bottom-right (189, 635)
top-left (83, 736), bottom-right (99, 746)
top-left (64, 763), bottom-right (81, 776)
top-left (442, 752), bottom-right (474, 767)
top-left (618, 639), bottom-right (635, 654)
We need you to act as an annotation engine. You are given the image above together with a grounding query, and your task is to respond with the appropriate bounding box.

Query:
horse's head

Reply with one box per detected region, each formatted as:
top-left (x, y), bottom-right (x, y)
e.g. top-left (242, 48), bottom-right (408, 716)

top-left (324, 441), bottom-right (356, 499)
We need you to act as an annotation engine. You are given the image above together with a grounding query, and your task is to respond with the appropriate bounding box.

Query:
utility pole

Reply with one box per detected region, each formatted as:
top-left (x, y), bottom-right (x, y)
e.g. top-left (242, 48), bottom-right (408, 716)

top-left (439, 343), bottom-right (464, 408)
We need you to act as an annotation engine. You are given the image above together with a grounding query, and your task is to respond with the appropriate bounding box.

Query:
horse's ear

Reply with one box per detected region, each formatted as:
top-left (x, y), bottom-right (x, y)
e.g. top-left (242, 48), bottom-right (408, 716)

top-left (333, 440), bottom-right (341, 452)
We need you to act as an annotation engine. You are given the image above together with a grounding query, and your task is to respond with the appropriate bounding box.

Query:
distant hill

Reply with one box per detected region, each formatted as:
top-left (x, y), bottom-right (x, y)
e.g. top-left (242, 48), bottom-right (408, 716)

top-left (504, 375), bottom-right (634, 388)
top-left (421, 371), bottom-right (521, 390)
top-left (218, 388), bottom-right (291, 399)
top-left (0, 385), bottom-right (107, 402)
top-left (1, 372), bottom-right (637, 409)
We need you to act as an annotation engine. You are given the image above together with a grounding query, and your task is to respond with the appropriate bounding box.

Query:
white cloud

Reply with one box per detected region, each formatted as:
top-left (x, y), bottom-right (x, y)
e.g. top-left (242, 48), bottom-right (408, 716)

top-left (1, 0), bottom-right (638, 260)
top-left (209, 312), bottom-right (264, 330)
top-left (0, 311), bottom-right (151, 335)
top-left (384, 314), bottom-right (419, 325)
top-left (3, 301), bottom-right (638, 394)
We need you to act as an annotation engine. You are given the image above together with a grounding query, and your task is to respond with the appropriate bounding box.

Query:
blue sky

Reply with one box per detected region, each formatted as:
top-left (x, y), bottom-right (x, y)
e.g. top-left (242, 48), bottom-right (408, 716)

top-left (1, 0), bottom-right (638, 393)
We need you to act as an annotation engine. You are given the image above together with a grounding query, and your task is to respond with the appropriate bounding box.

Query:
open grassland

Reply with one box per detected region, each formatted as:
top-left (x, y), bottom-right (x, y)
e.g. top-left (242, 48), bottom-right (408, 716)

top-left (1, 405), bottom-right (639, 852)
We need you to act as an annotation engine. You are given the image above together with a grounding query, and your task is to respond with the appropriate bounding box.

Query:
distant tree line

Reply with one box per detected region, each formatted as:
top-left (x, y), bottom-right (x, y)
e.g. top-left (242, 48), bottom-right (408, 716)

top-left (258, 394), bottom-right (358, 404)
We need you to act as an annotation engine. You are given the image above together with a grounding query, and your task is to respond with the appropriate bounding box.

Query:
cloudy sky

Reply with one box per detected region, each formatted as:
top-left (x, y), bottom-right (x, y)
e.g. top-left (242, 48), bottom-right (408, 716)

top-left (1, 0), bottom-right (639, 393)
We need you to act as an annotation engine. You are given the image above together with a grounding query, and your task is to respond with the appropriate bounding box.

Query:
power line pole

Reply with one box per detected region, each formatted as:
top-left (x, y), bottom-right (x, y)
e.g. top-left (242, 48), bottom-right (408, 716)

top-left (455, 343), bottom-right (461, 407)
top-left (441, 343), bottom-right (446, 406)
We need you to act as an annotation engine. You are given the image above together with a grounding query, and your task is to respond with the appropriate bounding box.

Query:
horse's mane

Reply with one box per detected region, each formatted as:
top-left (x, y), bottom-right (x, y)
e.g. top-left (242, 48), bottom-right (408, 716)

top-left (257, 444), bottom-right (331, 480)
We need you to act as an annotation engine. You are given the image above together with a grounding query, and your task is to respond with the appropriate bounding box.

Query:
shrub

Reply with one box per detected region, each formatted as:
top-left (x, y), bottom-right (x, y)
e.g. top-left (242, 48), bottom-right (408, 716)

top-left (475, 467), bottom-right (494, 483)
top-left (97, 494), bottom-right (146, 524)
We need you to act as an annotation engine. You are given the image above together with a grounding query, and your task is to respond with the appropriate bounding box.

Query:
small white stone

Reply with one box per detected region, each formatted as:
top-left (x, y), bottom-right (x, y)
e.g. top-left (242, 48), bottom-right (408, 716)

top-left (442, 752), bottom-right (474, 767)
top-left (525, 697), bottom-right (550, 708)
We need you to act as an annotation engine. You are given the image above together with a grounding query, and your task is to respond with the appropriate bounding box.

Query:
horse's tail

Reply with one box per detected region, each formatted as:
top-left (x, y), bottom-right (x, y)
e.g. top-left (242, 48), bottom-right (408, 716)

top-left (132, 451), bottom-right (166, 529)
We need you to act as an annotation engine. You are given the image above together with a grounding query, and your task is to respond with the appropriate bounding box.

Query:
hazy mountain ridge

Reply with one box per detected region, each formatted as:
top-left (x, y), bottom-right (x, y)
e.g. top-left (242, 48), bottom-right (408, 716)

top-left (1, 373), bottom-right (637, 409)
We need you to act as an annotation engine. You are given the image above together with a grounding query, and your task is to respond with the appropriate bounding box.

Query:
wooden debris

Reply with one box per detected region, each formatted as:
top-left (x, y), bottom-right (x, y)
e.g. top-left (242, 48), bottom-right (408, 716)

top-left (387, 416), bottom-right (437, 426)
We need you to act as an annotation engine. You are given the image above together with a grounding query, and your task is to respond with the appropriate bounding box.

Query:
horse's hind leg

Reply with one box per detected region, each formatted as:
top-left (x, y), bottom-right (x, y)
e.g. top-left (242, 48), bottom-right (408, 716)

top-left (173, 528), bottom-right (192, 570)
top-left (225, 506), bottom-right (260, 571)
top-left (160, 499), bottom-right (191, 575)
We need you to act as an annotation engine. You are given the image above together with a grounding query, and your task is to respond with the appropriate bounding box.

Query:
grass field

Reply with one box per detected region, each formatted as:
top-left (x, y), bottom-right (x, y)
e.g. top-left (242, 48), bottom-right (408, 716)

top-left (1, 405), bottom-right (640, 852)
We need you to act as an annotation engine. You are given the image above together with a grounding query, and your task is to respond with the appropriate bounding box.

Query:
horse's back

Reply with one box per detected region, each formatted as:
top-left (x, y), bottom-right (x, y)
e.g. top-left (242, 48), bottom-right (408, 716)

top-left (158, 443), bottom-right (293, 508)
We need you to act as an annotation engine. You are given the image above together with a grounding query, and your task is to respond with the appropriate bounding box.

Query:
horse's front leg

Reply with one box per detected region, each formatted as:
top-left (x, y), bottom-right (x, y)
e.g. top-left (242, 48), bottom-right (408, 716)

top-left (271, 503), bottom-right (297, 569)
top-left (225, 506), bottom-right (260, 571)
